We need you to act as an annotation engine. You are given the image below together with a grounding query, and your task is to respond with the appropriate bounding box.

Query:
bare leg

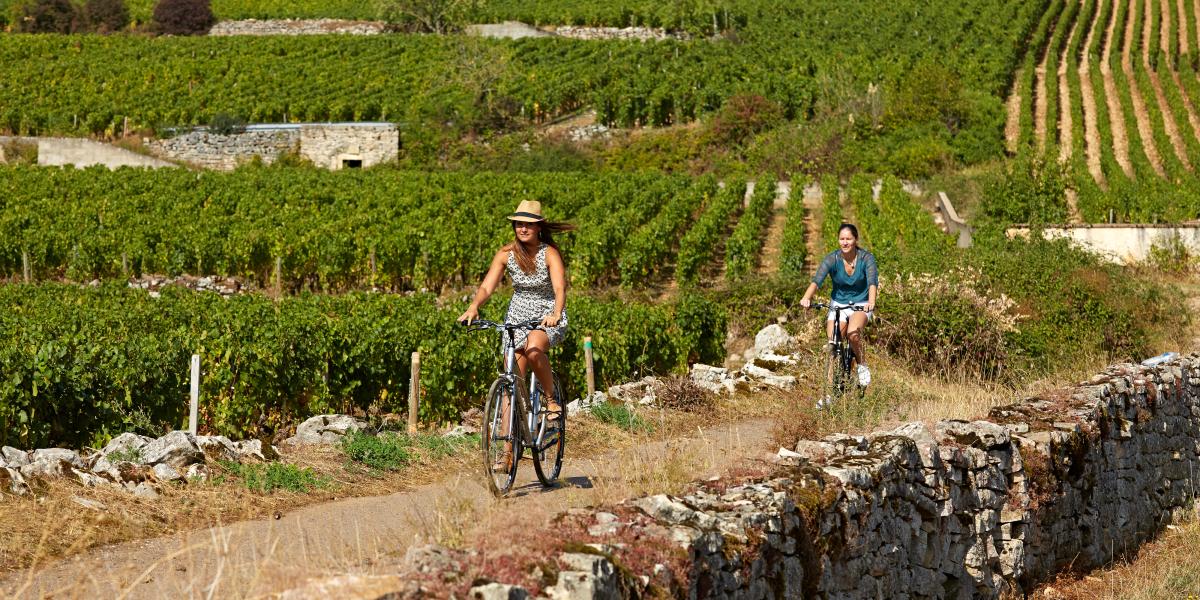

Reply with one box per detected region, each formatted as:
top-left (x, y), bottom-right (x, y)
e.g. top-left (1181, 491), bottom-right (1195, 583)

top-left (846, 312), bottom-right (869, 365)
top-left (516, 330), bottom-right (559, 411)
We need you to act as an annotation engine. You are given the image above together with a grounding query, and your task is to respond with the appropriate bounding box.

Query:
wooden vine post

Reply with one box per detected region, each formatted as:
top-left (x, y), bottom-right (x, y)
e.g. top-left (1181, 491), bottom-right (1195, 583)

top-left (408, 352), bottom-right (420, 434)
top-left (273, 256), bottom-right (282, 299)
top-left (369, 247), bottom-right (377, 287)
top-left (584, 336), bottom-right (595, 399)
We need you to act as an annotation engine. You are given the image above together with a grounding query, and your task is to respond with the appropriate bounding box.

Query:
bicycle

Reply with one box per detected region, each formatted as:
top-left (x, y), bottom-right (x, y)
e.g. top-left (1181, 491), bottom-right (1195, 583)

top-left (461, 318), bottom-right (566, 497)
top-left (809, 301), bottom-right (870, 407)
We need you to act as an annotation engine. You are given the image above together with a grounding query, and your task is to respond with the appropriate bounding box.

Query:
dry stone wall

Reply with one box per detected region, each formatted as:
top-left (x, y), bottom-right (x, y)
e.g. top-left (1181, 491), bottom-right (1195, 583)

top-left (209, 19), bottom-right (386, 36)
top-left (146, 124), bottom-right (399, 171)
top-left (148, 129), bottom-right (298, 170)
top-left (284, 356), bottom-right (1200, 598)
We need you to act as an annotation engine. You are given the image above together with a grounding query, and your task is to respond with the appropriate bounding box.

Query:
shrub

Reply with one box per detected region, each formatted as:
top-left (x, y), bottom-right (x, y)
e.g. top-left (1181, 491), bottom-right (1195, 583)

top-left (152, 0), bottom-right (213, 35)
top-left (208, 112), bottom-right (246, 135)
top-left (83, 0), bottom-right (128, 32)
top-left (340, 430), bottom-right (413, 471)
top-left (1147, 234), bottom-right (1194, 273)
top-left (218, 461), bottom-right (330, 493)
top-left (876, 269), bottom-right (1019, 379)
top-left (654, 376), bottom-right (715, 412)
top-left (12, 0), bottom-right (81, 33)
top-left (707, 94), bottom-right (785, 148)
top-left (374, 0), bottom-right (474, 33)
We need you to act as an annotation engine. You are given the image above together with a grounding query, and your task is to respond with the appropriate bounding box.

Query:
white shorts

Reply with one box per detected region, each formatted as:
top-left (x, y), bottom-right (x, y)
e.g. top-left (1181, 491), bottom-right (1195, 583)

top-left (826, 301), bottom-right (873, 324)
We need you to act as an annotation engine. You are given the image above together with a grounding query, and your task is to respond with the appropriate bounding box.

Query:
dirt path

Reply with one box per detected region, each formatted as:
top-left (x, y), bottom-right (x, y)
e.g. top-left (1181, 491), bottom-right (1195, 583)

top-left (1181, 0), bottom-right (1192, 55)
top-left (756, 181), bottom-right (789, 277)
top-left (1036, 25), bottom-right (1054, 152)
top-left (1103, 0), bottom-right (1138, 177)
top-left (1060, 0), bottom-right (1084, 163)
top-left (1146, 0), bottom-right (1194, 169)
top-left (1, 419), bottom-right (775, 599)
top-left (1195, 0), bottom-right (1200, 60)
top-left (1081, 0), bottom-right (1108, 185)
top-left (1124, 0), bottom-right (1170, 176)
top-left (801, 181), bottom-right (823, 271)
top-left (1006, 69), bottom-right (1024, 154)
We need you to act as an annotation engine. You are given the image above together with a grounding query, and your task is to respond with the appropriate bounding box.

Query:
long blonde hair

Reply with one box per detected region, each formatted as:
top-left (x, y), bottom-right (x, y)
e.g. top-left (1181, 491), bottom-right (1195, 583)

top-left (505, 221), bottom-right (576, 274)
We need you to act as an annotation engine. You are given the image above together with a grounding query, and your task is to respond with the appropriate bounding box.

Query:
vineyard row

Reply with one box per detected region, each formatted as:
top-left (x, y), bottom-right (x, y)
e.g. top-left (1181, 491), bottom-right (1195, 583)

top-left (0, 168), bottom-right (792, 292)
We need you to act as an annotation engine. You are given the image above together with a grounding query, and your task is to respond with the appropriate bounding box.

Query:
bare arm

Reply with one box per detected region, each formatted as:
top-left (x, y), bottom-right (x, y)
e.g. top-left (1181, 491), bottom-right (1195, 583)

top-left (867, 284), bottom-right (877, 312)
top-left (458, 249), bottom-right (508, 324)
top-left (799, 282), bottom-right (819, 308)
top-left (542, 246), bottom-right (567, 327)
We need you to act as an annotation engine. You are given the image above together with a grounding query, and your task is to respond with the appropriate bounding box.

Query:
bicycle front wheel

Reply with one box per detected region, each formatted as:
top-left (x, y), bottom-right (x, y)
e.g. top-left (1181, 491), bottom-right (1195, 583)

top-left (482, 378), bottom-right (520, 497)
top-left (532, 373), bottom-right (566, 486)
top-left (824, 342), bottom-right (851, 402)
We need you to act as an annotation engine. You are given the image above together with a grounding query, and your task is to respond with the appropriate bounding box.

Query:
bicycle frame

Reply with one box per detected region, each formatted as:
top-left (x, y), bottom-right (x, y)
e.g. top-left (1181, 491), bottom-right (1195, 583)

top-left (485, 321), bottom-right (550, 450)
top-left (814, 302), bottom-right (867, 398)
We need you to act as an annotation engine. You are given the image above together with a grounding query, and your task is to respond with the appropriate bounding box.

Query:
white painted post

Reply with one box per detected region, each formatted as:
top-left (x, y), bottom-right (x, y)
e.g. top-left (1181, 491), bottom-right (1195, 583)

top-left (189, 354), bottom-right (200, 435)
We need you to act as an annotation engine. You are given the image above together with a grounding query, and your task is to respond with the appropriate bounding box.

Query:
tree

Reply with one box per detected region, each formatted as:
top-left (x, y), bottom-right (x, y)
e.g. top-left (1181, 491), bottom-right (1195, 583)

top-left (84, 0), bottom-right (129, 33)
top-left (374, 0), bottom-right (481, 34)
top-left (13, 0), bottom-right (81, 33)
top-left (152, 0), bottom-right (213, 35)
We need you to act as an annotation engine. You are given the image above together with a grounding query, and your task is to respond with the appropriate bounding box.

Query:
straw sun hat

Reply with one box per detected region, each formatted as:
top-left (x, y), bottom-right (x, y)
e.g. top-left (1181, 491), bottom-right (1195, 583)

top-left (507, 200), bottom-right (546, 223)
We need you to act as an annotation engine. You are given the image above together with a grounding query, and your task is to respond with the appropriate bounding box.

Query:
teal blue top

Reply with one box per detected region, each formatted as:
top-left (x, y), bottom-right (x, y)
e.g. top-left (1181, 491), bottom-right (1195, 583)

top-left (811, 249), bottom-right (878, 304)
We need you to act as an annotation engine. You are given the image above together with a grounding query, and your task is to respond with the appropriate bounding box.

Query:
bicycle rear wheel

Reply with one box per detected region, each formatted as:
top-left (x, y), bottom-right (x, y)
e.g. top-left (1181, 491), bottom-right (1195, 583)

top-left (482, 378), bottom-right (521, 497)
top-left (532, 373), bottom-right (566, 486)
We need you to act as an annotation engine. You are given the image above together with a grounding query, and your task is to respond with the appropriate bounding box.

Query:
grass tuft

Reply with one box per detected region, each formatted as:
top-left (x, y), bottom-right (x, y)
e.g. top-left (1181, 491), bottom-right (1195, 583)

top-left (341, 430), bottom-right (479, 472)
top-left (590, 403), bottom-right (654, 433)
top-left (216, 461), bottom-right (330, 494)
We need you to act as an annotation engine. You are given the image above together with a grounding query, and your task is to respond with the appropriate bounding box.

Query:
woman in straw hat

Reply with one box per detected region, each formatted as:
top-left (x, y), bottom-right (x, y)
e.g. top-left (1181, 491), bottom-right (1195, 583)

top-left (459, 200), bottom-right (575, 462)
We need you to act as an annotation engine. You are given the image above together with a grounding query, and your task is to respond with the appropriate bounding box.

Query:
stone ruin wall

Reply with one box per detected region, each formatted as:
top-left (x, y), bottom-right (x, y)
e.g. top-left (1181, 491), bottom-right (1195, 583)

top-left (146, 125), bottom-right (399, 171)
top-left (147, 129), bottom-right (299, 170)
top-left (298, 356), bottom-right (1200, 599)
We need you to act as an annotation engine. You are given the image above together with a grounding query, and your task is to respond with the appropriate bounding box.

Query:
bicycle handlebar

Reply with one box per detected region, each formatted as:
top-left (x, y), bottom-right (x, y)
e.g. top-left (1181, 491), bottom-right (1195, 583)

top-left (809, 302), bottom-right (868, 312)
top-left (459, 318), bottom-right (545, 333)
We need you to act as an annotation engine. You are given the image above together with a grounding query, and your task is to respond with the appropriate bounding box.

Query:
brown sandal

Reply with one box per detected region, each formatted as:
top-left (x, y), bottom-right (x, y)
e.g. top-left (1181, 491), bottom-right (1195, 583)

top-left (492, 445), bottom-right (514, 472)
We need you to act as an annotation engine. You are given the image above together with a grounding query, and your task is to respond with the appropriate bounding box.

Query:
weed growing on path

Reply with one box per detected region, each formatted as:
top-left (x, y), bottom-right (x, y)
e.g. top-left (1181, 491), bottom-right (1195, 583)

top-left (217, 461), bottom-right (330, 494)
top-left (590, 404), bottom-right (653, 433)
top-left (341, 430), bottom-right (479, 472)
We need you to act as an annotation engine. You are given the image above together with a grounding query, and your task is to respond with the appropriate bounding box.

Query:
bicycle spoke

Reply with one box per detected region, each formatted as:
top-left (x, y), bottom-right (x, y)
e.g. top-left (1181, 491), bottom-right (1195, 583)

top-left (482, 379), bottom-right (519, 497)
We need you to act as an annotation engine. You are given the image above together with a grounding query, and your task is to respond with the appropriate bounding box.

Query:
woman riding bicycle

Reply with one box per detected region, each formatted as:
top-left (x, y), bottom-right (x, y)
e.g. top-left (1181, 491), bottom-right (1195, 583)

top-left (799, 223), bottom-right (879, 387)
top-left (458, 199), bottom-right (574, 430)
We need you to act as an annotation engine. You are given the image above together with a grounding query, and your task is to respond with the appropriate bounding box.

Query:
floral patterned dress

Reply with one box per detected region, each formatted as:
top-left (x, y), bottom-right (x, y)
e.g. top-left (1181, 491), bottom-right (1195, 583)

top-left (502, 243), bottom-right (568, 353)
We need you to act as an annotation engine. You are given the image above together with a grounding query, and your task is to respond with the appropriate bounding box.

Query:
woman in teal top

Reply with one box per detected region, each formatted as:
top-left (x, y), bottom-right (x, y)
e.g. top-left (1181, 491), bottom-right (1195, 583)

top-left (800, 223), bottom-right (879, 388)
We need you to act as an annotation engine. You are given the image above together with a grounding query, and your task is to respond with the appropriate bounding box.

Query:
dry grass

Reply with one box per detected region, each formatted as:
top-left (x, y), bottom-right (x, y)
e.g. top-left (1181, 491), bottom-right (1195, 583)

top-left (1033, 507), bottom-right (1200, 600)
top-left (767, 338), bottom-right (1119, 451)
top-left (0, 439), bottom-right (478, 575)
top-left (0, 390), bottom-right (786, 583)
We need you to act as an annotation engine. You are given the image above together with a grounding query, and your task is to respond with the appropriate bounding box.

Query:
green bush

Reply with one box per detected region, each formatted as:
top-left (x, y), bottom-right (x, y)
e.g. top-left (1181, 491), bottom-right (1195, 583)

top-left (340, 430), bottom-right (413, 471)
top-left (218, 461), bottom-right (330, 493)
